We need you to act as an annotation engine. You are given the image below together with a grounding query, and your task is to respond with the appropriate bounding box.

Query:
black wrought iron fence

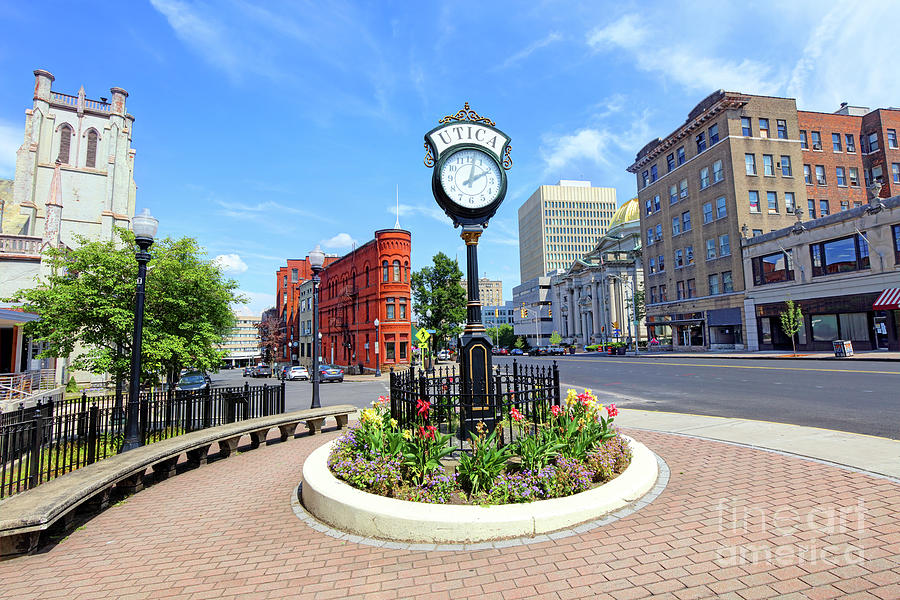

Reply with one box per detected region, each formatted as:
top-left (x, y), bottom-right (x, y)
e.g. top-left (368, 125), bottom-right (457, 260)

top-left (0, 382), bottom-right (284, 499)
top-left (389, 360), bottom-right (560, 450)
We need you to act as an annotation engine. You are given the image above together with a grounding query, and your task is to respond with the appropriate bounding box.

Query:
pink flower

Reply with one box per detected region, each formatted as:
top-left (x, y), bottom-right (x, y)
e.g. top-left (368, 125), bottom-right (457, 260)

top-left (510, 407), bottom-right (524, 422)
top-left (377, 395), bottom-right (389, 404)
top-left (416, 398), bottom-right (430, 418)
top-left (607, 403), bottom-right (618, 417)
top-left (550, 405), bottom-right (562, 417)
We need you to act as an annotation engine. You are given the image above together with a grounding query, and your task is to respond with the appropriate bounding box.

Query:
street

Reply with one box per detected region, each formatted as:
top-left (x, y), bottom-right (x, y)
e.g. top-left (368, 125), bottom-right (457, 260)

top-left (210, 368), bottom-right (388, 412)
top-left (495, 354), bottom-right (900, 440)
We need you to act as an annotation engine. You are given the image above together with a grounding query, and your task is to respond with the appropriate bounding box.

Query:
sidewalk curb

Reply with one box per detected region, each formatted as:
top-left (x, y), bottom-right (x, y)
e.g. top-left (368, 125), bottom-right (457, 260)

top-left (625, 353), bottom-right (898, 363)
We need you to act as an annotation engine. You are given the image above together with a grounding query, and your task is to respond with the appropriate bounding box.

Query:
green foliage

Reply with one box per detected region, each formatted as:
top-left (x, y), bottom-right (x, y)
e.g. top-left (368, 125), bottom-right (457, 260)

top-left (7, 228), bottom-right (242, 384)
top-left (457, 423), bottom-right (510, 494)
top-left (486, 323), bottom-right (516, 349)
top-left (514, 336), bottom-right (526, 350)
top-left (513, 426), bottom-right (565, 471)
top-left (402, 429), bottom-right (454, 485)
top-left (549, 330), bottom-right (563, 346)
top-left (411, 253), bottom-right (466, 348)
top-left (65, 376), bottom-right (78, 393)
top-left (780, 300), bottom-right (803, 355)
top-left (627, 284), bottom-right (646, 322)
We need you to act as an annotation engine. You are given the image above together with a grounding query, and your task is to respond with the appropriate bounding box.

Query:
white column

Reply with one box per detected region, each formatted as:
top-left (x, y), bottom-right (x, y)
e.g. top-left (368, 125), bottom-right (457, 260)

top-left (573, 287), bottom-right (582, 337)
top-left (590, 280), bottom-right (600, 341)
top-left (567, 288), bottom-right (576, 339)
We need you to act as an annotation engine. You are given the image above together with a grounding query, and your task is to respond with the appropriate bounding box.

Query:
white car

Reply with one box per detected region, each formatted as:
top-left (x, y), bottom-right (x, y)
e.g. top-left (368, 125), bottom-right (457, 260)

top-left (437, 349), bottom-right (451, 361)
top-left (288, 366), bottom-right (310, 381)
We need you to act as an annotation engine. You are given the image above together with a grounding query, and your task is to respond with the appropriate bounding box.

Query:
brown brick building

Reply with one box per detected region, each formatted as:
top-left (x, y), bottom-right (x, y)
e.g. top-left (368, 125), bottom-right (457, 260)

top-left (629, 91), bottom-right (900, 350)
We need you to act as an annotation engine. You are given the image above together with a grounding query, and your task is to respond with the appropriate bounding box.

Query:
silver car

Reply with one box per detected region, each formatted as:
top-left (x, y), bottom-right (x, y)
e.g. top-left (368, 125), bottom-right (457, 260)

top-left (288, 366), bottom-right (309, 381)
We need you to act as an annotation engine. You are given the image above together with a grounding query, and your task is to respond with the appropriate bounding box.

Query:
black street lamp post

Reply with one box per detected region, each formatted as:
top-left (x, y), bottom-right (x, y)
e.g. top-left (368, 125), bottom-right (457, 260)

top-left (122, 208), bottom-right (158, 452)
top-left (373, 318), bottom-right (381, 377)
top-left (309, 245), bottom-right (325, 409)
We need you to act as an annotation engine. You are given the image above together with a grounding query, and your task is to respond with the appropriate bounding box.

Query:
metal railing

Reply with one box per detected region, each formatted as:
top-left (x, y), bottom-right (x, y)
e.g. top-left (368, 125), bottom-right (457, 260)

top-left (0, 382), bottom-right (285, 499)
top-left (0, 369), bottom-right (56, 404)
top-left (390, 360), bottom-right (560, 450)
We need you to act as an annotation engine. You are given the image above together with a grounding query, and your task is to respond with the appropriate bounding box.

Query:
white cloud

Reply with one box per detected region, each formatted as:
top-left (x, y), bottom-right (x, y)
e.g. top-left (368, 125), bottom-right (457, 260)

top-left (0, 119), bottom-right (21, 178)
top-left (394, 202), bottom-right (448, 224)
top-left (215, 200), bottom-right (334, 223)
top-left (587, 14), bottom-right (780, 95)
top-left (541, 128), bottom-right (616, 173)
top-left (496, 32), bottom-right (563, 70)
top-left (234, 290), bottom-right (275, 318)
top-left (213, 253), bottom-right (248, 274)
top-left (321, 232), bottom-right (357, 250)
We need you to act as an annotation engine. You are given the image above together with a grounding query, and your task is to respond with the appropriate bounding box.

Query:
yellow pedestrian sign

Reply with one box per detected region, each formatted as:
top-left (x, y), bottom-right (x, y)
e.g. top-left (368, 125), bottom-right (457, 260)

top-left (415, 329), bottom-right (431, 344)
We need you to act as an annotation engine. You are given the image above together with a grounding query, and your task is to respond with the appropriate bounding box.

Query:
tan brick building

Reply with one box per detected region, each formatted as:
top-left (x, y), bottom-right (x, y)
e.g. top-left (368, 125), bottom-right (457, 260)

top-left (629, 91), bottom-right (900, 350)
top-left (458, 277), bottom-right (503, 307)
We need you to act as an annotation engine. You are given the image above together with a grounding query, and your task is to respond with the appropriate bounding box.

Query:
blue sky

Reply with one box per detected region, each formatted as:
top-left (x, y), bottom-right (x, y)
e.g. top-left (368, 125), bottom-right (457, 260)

top-left (1, 1), bottom-right (898, 315)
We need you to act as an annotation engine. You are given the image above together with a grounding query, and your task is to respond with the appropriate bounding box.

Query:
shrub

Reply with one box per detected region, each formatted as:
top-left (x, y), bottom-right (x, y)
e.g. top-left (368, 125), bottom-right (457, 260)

top-left (65, 376), bottom-right (78, 393)
top-left (396, 469), bottom-right (458, 504)
top-left (328, 445), bottom-right (403, 497)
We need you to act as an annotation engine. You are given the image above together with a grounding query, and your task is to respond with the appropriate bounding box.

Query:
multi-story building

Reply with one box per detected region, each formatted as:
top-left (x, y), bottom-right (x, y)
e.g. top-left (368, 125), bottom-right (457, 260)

top-left (483, 301), bottom-right (515, 329)
top-left (517, 180), bottom-right (617, 282)
top-left (550, 198), bottom-right (645, 347)
top-left (512, 276), bottom-right (554, 347)
top-left (741, 192), bottom-right (900, 352)
top-left (1, 69), bottom-right (137, 382)
top-left (274, 228), bottom-right (412, 373)
top-left (629, 91), bottom-right (900, 350)
top-left (798, 104), bottom-right (900, 217)
top-left (219, 313), bottom-right (260, 368)
top-left (459, 277), bottom-right (503, 307)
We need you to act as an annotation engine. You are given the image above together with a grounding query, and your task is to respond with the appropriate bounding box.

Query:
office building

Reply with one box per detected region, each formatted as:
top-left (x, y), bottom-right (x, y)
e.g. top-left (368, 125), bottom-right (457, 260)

top-left (483, 301), bottom-right (515, 329)
top-left (219, 313), bottom-right (261, 368)
top-left (517, 181), bottom-right (617, 282)
top-left (459, 277), bottom-right (503, 307)
top-left (512, 276), bottom-right (554, 347)
top-left (741, 192), bottom-right (900, 351)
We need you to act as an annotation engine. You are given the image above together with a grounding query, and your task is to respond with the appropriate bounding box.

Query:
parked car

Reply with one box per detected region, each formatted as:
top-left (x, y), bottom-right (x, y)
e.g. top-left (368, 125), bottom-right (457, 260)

top-left (253, 364), bottom-right (273, 378)
top-left (288, 365), bottom-right (310, 381)
top-left (437, 349), bottom-right (451, 361)
top-left (243, 366), bottom-right (255, 377)
top-left (510, 348), bottom-right (523, 355)
top-left (277, 365), bottom-right (291, 380)
top-left (547, 346), bottom-right (565, 356)
top-left (318, 364), bottom-right (344, 383)
top-left (528, 346), bottom-right (549, 356)
top-left (177, 371), bottom-right (210, 392)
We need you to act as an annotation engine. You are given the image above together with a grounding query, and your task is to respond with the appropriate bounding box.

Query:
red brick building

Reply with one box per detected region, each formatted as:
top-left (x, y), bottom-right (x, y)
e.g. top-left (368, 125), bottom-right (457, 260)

top-left (274, 229), bottom-right (412, 372)
top-left (798, 105), bottom-right (900, 217)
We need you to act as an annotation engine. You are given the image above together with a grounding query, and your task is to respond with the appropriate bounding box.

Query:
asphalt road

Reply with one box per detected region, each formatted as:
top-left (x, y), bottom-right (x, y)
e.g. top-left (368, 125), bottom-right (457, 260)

top-left (495, 354), bottom-right (900, 440)
top-left (212, 355), bottom-right (900, 440)
top-left (210, 368), bottom-right (388, 413)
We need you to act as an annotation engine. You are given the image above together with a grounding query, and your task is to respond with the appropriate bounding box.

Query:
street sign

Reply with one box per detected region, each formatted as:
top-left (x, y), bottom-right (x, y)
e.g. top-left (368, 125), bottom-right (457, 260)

top-left (415, 329), bottom-right (431, 344)
top-left (613, 328), bottom-right (621, 336)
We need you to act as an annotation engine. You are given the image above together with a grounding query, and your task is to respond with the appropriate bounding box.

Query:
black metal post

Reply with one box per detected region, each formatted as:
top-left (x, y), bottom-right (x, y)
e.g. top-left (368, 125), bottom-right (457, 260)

top-left (123, 237), bottom-right (152, 452)
top-left (311, 270), bottom-right (322, 409)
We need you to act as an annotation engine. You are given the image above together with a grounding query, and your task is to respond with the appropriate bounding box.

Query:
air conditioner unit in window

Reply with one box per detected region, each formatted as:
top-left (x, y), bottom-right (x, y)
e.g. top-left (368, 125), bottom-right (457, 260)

top-left (813, 143), bottom-right (822, 150)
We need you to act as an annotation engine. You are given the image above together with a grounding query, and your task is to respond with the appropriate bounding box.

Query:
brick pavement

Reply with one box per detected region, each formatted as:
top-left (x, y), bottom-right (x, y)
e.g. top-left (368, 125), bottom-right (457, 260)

top-left (1, 428), bottom-right (899, 600)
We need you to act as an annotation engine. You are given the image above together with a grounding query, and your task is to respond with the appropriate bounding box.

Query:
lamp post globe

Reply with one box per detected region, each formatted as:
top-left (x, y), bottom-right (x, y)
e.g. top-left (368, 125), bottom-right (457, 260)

top-left (309, 245), bottom-right (325, 409)
top-left (373, 318), bottom-right (381, 377)
top-left (122, 208), bottom-right (159, 452)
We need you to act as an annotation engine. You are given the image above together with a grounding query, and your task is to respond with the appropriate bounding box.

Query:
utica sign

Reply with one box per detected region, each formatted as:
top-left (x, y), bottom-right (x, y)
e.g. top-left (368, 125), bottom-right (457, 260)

top-left (426, 123), bottom-right (510, 159)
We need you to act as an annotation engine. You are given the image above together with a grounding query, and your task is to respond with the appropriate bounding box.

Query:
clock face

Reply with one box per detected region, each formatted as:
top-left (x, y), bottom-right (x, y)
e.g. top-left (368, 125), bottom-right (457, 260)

top-left (439, 148), bottom-right (502, 209)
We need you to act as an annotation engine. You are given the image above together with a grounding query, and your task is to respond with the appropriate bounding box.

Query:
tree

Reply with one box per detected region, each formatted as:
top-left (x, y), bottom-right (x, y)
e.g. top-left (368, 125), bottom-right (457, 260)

top-left (411, 252), bottom-right (466, 348)
top-left (514, 336), bottom-right (526, 350)
top-left (8, 229), bottom-right (242, 386)
top-left (257, 312), bottom-right (286, 364)
top-left (549, 330), bottom-right (563, 346)
top-left (485, 323), bottom-right (516, 349)
top-left (779, 300), bottom-right (803, 356)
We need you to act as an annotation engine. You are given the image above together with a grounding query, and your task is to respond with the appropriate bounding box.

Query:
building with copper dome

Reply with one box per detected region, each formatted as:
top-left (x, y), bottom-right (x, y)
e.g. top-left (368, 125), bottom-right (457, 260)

top-left (549, 197), bottom-right (646, 347)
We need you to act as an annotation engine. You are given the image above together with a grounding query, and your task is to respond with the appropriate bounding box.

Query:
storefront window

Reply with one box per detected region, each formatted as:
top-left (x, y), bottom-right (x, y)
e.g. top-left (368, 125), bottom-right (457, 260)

top-left (811, 314), bottom-right (838, 341)
top-left (797, 317), bottom-right (807, 345)
top-left (399, 341), bottom-right (407, 360)
top-left (839, 312), bottom-right (869, 341)
top-left (386, 342), bottom-right (396, 360)
top-left (760, 318), bottom-right (772, 344)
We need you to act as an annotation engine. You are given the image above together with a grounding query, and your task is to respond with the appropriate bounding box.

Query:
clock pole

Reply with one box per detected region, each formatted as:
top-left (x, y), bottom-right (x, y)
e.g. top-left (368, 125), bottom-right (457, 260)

top-left (459, 224), bottom-right (495, 437)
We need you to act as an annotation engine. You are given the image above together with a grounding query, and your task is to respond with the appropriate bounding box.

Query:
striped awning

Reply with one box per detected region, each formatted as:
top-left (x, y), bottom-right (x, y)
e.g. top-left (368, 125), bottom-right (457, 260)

top-left (873, 288), bottom-right (900, 310)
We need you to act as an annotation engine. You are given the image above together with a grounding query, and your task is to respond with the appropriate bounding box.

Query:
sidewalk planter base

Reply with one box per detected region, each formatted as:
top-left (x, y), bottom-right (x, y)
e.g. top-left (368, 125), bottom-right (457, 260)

top-left (300, 436), bottom-right (658, 544)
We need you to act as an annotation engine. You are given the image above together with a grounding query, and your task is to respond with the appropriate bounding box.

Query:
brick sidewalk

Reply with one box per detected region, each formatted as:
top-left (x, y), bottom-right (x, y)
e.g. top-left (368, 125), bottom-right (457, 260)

top-left (2, 429), bottom-right (899, 600)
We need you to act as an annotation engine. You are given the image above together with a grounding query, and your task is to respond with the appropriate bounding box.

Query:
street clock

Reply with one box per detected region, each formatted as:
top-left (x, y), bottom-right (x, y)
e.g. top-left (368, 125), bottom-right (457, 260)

top-left (425, 103), bottom-right (512, 227)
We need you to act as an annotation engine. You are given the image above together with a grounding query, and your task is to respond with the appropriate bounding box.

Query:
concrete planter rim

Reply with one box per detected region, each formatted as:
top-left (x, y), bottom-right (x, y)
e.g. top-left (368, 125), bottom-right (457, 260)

top-left (300, 434), bottom-right (659, 543)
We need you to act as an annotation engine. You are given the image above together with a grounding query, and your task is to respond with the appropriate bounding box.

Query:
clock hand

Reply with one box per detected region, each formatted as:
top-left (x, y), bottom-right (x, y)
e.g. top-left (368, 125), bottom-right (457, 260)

top-left (463, 164), bottom-right (479, 187)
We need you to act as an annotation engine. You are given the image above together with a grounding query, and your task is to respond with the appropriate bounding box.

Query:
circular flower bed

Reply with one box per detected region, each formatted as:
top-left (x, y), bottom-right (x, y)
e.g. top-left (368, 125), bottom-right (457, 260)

top-left (327, 389), bottom-right (631, 505)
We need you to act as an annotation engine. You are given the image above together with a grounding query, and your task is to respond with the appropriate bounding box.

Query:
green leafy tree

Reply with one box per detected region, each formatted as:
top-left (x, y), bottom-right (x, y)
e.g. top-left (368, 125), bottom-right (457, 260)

top-left (485, 323), bottom-right (516, 349)
top-left (7, 229), bottom-right (242, 386)
top-left (779, 300), bottom-right (803, 356)
top-left (514, 336), bottom-right (526, 350)
top-left (549, 330), bottom-right (563, 346)
top-left (411, 252), bottom-right (465, 348)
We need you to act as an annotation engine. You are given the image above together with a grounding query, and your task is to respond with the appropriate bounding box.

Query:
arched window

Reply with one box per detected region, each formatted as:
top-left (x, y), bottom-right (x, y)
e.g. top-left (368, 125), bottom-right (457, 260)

top-left (382, 260), bottom-right (389, 282)
top-left (365, 265), bottom-right (370, 287)
top-left (58, 124), bottom-right (72, 164)
top-left (393, 260), bottom-right (401, 282)
top-left (85, 130), bottom-right (98, 168)
top-left (404, 261), bottom-right (409, 282)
